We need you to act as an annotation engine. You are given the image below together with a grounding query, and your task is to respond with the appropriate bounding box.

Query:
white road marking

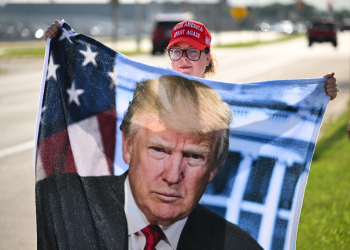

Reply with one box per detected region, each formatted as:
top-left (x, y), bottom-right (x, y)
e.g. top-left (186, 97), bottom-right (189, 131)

top-left (0, 140), bottom-right (34, 159)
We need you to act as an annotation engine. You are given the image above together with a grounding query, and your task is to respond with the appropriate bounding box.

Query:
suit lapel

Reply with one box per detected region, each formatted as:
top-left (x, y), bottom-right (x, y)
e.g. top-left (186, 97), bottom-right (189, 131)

top-left (81, 173), bottom-right (128, 250)
top-left (177, 205), bottom-right (212, 250)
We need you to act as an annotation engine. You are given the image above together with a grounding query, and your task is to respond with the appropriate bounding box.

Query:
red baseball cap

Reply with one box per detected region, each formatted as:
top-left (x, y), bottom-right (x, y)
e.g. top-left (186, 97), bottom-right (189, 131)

top-left (166, 20), bottom-right (212, 50)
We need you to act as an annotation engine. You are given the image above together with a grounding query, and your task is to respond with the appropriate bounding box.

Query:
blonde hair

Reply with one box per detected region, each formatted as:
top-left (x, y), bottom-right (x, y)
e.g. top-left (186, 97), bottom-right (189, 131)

top-left (120, 75), bottom-right (231, 169)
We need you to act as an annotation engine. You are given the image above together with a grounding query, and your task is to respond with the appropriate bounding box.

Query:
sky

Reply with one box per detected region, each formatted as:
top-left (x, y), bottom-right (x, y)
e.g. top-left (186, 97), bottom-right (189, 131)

top-left (1, 0), bottom-right (350, 11)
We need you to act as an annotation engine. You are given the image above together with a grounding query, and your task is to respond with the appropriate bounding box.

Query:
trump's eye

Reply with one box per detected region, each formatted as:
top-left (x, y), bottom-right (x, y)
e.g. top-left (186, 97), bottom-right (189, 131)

top-left (151, 147), bottom-right (163, 152)
top-left (190, 154), bottom-right (204, 160)
top-left (184, 153), bottom-right (205, 161)
top-left (184, 153), bottom-right (206, 167)
top-left (149, 146), bottom-right (168, 159)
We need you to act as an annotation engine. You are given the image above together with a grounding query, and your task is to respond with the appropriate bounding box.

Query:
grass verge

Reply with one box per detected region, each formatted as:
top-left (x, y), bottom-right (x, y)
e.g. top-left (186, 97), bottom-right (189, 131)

top-left (0, 46), bottom-right (145, 58)
top-left (0, 33), bottom-right (304, 58)
top-left (296, 108), bottom-right (350, 249)
top-left (1, 47), bottom-right (46, 57)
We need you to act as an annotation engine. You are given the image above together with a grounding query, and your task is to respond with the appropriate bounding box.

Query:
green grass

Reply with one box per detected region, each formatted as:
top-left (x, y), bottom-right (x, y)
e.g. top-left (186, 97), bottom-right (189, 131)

top-left (296, 108), bottom-right (350, 249)
top-left (0, 46), bottom-right (145, 58)
top-left (0, 33), bottom-right (304, 58)
top-left (1, 47), bottom-right (46, 57)
top-left (215, 34), bottom-right (304, 48)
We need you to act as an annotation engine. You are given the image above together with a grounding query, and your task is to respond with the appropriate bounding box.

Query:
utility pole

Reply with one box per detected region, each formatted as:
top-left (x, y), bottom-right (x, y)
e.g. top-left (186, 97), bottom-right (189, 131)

top-left (216, 0), bottom-right (227, 46)
top-left (134, 0), bottom-right (142, 52)
top-left (327, 0), bottom-right (334, 18)
top-left (110, 0), bottom-right (119, 44)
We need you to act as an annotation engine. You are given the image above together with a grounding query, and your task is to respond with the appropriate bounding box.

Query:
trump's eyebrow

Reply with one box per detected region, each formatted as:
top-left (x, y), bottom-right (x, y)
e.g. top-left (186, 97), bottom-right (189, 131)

top-left (147, 137), bottom-right (212, 156)
top-left (183, 145), bottom-right (211, 156)
top-left (147, 137), bottom-right (172, 149)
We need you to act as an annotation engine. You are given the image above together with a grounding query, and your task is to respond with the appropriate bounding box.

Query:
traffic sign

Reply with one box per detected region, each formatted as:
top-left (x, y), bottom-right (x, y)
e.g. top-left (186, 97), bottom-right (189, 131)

top-left (230, 7), bottom-right (249, 21)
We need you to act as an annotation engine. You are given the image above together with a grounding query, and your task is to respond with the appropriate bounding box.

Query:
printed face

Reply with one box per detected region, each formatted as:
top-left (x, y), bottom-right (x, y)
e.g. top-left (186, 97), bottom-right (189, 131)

top-left (171, 42), bottom-right (211, 78)
top-left (122, 118), bottom-right (219, 226)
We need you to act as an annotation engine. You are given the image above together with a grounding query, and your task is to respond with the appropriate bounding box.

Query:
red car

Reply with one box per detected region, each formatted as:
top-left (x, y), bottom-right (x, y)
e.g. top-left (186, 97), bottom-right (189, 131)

top-left (307, 17), bottom-right (337, 47)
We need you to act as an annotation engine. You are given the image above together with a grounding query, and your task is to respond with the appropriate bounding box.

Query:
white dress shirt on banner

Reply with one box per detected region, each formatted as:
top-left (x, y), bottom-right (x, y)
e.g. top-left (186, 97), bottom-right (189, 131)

top-left (124, 176), bottom-right (188, 250)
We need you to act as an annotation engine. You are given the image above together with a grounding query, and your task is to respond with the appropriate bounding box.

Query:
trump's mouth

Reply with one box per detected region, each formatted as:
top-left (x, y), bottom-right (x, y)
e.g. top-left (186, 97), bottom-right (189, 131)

top-left (155, 192), bottom-right (181, 202)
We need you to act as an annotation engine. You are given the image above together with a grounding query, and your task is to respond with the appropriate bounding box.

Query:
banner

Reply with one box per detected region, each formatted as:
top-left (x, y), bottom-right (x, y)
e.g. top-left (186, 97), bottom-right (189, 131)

top-left (35, 21), bottom-right (329, 250)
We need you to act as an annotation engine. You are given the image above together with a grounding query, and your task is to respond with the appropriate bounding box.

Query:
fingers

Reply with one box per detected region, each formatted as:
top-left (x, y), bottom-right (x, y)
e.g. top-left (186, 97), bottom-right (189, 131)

top-left (45, 20), bottom-right (61, 40)
top-left (324, 73), bottom-right (338, 101)
top-left (44, 28), bottom-right (55, 40)
top-left (51, 20), bottom-right (61, 33)
top-left (327, 92), bottom-right (338, 101)
top-left (323, 72), bottom-right (335, 79)
top-left (325, 76), bottom-right (336, 85)
top-left (325, 86), bottom-right (338, 100)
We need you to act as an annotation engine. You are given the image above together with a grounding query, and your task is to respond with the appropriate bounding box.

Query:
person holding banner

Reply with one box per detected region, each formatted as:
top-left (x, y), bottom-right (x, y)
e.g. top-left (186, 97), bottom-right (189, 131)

top-left (45, 19), bottom-right (339, 100)
top-left (41, 19), bottom-right (337, 249)
top-left (36, 75), bottom-right (263, 249)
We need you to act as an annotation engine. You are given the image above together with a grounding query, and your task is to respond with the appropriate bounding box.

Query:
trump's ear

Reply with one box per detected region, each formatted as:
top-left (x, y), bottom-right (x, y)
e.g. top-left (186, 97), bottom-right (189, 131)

top-left (122, 133), bottom-right (132, 165)
top-left (208, 166), bottom-right (220, 183)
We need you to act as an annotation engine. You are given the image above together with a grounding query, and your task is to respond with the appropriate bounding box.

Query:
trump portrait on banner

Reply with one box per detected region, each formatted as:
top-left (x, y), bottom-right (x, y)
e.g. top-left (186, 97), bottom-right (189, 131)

top-left (36, 75), bottom-right (263, 250)
top-left (36, 21), bottom-right (331, 250)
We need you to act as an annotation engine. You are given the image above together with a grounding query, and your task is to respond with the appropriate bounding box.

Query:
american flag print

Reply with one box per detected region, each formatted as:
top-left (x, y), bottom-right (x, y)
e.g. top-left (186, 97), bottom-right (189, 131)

top-left (35, 22), bottom-right (117, 180)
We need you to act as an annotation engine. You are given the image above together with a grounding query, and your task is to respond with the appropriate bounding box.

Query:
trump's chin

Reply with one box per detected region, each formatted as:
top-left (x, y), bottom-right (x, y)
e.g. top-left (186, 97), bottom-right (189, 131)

top-left (144, 203), bottom-right (189, 226)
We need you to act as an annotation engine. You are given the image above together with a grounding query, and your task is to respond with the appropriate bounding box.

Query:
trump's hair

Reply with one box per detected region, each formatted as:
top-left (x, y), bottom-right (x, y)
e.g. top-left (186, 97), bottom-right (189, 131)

top-left (120, 75), bottom-right (232, 169)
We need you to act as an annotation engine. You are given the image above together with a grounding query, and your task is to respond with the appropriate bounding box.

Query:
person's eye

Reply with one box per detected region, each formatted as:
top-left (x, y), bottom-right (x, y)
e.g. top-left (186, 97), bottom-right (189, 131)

top-left (188, 49), bottom-right (199, 55)
top-left (173, 49), bottom-right (182, 54)
top-left (190, 154), bottom-right (204, 160)
top-left (149, 147), bottom-right (168, 160)
top-left (151, 147), bottom-right (164, 152)
top-left (184, 153), bottom-right (205, 165)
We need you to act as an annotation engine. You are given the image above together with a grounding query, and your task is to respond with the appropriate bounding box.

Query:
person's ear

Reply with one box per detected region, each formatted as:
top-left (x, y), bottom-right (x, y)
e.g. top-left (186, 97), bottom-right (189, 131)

top-left (208, 166), bottom-right (220, 183)
top-left (122, 133), bottom-right (132, 164)
top-left (206, 52), bottom-right (212, 65)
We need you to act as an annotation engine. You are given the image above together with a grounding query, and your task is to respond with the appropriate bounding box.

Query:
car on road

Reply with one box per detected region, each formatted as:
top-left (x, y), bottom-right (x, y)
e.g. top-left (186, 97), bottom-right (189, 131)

top-left (307, 17), bottom-right (337, 47)
top-left (151, 12), bottom-right (194, 55)
top-left (340, 18), bottom-right (350, 31)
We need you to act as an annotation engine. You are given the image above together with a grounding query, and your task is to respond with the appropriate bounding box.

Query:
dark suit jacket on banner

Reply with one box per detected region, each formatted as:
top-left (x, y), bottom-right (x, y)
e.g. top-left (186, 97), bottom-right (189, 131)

top-left (36, 173), bottom-right (263, 250)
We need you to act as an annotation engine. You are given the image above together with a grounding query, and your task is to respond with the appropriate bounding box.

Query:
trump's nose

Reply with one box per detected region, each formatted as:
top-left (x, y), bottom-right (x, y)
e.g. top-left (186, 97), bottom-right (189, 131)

top-left (162, 154), bottom-right (184, 185)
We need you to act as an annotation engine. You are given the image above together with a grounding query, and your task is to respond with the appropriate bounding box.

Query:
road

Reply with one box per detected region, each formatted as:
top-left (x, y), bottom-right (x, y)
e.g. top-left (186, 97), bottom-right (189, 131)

top-left (0, 33), bottom-right (349, 249)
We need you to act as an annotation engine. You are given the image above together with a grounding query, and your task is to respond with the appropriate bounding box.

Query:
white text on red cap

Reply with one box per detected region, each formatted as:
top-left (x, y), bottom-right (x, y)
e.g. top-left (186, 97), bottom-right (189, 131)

top-left (174, 29), bottom-right (201, 39)
top-left (173, 21), bottom-right (204, 32)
